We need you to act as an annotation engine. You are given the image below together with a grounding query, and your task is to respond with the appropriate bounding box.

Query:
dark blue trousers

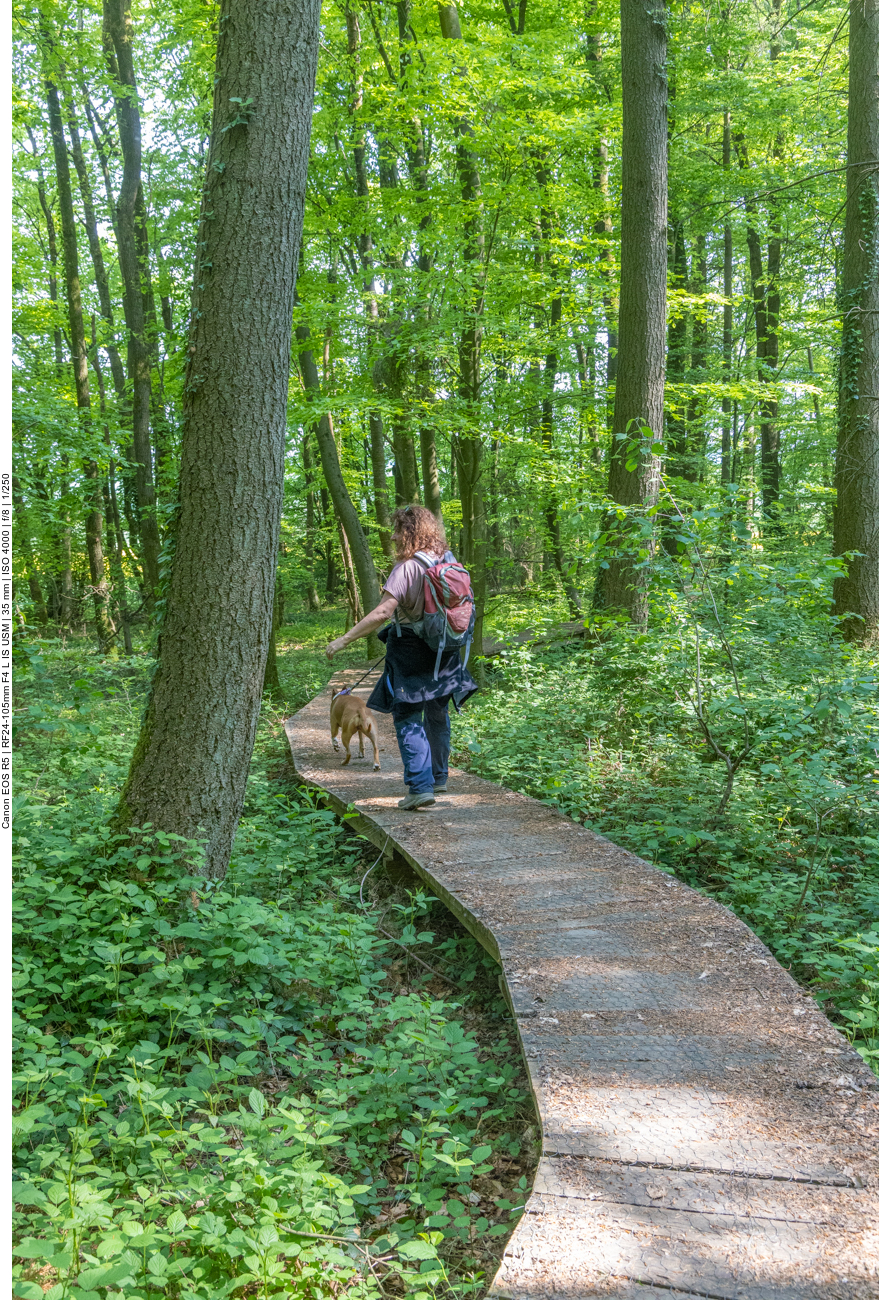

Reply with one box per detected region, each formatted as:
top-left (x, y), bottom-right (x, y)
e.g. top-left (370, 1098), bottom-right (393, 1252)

top-left (391, 696), bottom-right (451, 794)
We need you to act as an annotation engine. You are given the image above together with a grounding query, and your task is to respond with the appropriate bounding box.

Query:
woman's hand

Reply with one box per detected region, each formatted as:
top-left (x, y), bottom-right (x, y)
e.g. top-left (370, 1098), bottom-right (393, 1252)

top-left (326, 637), bottom-right (347, 661)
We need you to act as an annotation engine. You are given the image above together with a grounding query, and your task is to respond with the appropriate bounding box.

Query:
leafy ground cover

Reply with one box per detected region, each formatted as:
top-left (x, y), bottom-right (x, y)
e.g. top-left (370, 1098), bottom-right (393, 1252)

top-left (13, 636), bottom-right (537, 1300)
top-left (456, 546), bottom-right (879, 1072)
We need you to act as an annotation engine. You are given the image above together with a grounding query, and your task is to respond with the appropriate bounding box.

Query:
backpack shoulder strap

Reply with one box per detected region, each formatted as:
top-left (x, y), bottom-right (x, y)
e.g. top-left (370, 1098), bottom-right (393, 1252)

top-left (412, 551), bottom-right (433, 569)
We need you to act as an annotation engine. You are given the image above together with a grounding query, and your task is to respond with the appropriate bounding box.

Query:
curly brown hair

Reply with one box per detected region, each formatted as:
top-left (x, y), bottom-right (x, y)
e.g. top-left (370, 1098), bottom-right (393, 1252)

top-left (391, 505), bottom-right (447, 560)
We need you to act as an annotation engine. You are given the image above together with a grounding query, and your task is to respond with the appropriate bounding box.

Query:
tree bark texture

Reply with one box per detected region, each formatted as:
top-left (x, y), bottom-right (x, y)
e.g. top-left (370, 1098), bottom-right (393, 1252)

top-left (116, 0), bottom-right (321, 878)
top-left (103, 0), bottom-right (162, 595)
top-left (595, 0), bottom-right (666, 621)
top-left (833, 0), bottom-right (879, 643)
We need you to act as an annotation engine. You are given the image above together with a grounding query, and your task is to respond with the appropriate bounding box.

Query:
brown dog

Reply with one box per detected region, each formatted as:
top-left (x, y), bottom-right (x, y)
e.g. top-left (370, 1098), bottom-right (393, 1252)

top-left (330, 688), bottom-right (381, 770)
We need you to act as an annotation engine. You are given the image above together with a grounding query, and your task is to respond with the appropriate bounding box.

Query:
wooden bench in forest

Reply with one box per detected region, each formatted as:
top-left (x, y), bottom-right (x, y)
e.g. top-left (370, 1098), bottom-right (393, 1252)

top-left (286, 668), bottom-right (879, 1300)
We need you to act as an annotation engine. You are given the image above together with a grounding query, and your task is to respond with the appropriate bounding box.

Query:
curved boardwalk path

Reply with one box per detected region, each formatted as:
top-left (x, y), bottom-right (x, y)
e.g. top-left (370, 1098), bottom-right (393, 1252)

top-left (286, 670), bottom-right (879, 1299)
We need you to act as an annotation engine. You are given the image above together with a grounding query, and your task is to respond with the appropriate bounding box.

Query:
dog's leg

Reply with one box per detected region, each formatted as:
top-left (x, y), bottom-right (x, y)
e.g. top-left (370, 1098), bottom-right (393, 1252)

top-left (358, 726), bottom-right (365, 759)
top-left (331, 714), bottom-right (341, 753)
top-left (341, 722), bottom-right (352, 766)
top-left (368, 723), bottom-right (381, 771)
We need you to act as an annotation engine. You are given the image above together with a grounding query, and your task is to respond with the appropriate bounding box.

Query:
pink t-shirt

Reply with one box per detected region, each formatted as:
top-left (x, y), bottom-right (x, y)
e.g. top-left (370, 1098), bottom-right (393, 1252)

top-left (383, 552), bottom-right (443, 625)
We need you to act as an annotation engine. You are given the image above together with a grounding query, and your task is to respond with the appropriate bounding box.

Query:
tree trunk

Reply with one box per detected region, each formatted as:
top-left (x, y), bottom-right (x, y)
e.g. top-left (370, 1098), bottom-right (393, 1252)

top-left (116, 0), bottom-right (321, 878)
top-left (103, 0), bottom-right (162, 596)
top-left (721, 111), bottom-right (733, 485)
top-left (297, 315), bottom-right (382, 656)
top-left (665, 219), bottom-right (688, 480)
top-left (12, 478), bottom-right (48, 625)
top-left (302, 431), bottom-right (322, 609)
top-left (65, 89), bottom-right (127, 396)
top-left (686, 233), bottom-right (708, 481)
top-left (45, 57), bottom-right (113, 652)
top-left (262, 576), bottom-right (283, 699)
top-left (420, 425), bottom-right (443, 520)
top-left (737, 136), bottom-right (781, 524)
top-left (586, 26), bottom-right (618, 422)
top-left (833, 0), bottom-right (879, 643)
top-left (438, 1), bottom-right (487, 660)
top-left (392, 422), bottom-right (421, 503)
top-left (594, 0), bottom-right (666, 621)
top-left (93, 346), bottom-right (135, 653)
top-left (369, 412), bottom-right (395, 560)
top-left (534, 154), bottom-right (580, 614)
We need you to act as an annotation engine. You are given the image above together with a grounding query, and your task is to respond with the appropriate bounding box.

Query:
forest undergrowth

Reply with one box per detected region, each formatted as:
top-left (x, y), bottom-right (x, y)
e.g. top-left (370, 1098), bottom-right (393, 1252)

top-left (12, 634), bottom-right (537, 1300)
top-left (456, 544), bottom-right (879, 1074)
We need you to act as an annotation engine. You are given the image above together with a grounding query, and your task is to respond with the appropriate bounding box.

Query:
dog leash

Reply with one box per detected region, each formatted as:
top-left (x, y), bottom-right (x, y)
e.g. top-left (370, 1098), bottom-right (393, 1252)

top-left (334, 654), bottom-right (386, 697)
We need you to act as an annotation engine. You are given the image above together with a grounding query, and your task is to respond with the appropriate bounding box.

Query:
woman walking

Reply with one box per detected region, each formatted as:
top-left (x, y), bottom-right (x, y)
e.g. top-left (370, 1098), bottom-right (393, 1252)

top-left (326, 505), bottom-right (478, 809)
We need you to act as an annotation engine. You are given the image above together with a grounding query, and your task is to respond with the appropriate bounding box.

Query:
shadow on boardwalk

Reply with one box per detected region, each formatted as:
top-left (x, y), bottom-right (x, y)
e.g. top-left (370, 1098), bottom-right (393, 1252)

top-left (286, 668), bottom-right (879, 1300)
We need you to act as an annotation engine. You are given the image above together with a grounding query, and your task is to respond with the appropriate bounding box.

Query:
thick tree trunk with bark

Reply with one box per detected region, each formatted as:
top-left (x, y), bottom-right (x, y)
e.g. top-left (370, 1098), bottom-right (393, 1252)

top-left (594, 0), bottom-right (666, 620)
top-left (116, 0), bottom-right (321, 878)
top-left (103, 0), bottom-right (162, 595)
top-left (833, 0), bottom-right (879, 643)
top-left (45, 60), bottom-right (112, 651)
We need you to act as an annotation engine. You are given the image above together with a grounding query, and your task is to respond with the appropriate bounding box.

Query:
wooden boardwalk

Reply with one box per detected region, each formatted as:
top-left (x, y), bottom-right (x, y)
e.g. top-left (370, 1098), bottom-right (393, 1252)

top-left (285, 670), bottom-right (879, 1299)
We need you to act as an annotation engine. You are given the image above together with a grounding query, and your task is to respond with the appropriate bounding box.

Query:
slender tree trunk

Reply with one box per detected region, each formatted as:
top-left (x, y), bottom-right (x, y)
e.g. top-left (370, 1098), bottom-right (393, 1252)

top-left (665, 220), bottom-right (688, 480)
top-left (91, 337), bottom-right (134, 653)
top-left (369, 413), bottom-right (395, 560)
top-left (45, 56), bottom-right (113, 651)
top-left (337, 515), bottom-right (364, 629)
top-left (103, 0), bottom-right (162, 595)
top-left (594, 0), bottom-right (666, 621)
top-left (297, 314), bottom-right (382, 656)
top-left (833, 0), bottom-right (879, 643)
top-left (65, 89), bottom-right (127, 396)
top-left (27, 125), bottom-right (70, 617)
top-left (12, 478), bottom-right (48, 624)
top-left (262, 575), bottom-right (283, 698)
top-left (686, 233), bottom-right (708, 481)
top-left (302, 431), bottom-right (322, 609)
top-left (116, 0), bottom-right (322, 878)
top-left (438, 1), bottom-right (486, 660)
top-left (737, 134), bottom-right (781, 524)
top-left (721, 112), bottom-right (733, 484)
top-left (586, 24), bottom-right (618, 425)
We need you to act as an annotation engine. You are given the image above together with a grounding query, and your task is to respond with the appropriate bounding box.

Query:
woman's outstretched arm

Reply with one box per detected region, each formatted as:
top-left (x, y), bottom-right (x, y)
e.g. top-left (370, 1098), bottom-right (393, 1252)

top-left (326, 592), bottom-right (398, 659)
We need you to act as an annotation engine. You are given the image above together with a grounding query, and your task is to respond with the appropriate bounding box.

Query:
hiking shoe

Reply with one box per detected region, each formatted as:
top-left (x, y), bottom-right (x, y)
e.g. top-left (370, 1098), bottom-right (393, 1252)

top-left (397, 791), bottom-right (436, 811)
top-left (433, 784), bottom-right (448, 794)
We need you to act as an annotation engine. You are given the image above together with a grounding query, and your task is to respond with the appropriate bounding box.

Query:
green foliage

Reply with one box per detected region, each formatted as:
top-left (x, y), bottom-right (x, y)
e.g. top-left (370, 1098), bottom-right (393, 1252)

top-left (13, 642), bottom-right (533, 1297)
top-left (463, 539), bottom-right (879, 1071)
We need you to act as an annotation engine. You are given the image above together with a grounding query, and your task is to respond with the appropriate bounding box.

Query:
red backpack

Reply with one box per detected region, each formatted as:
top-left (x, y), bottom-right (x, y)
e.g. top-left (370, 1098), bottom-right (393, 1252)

top-left (394, 550), bottom-right (476, 677)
